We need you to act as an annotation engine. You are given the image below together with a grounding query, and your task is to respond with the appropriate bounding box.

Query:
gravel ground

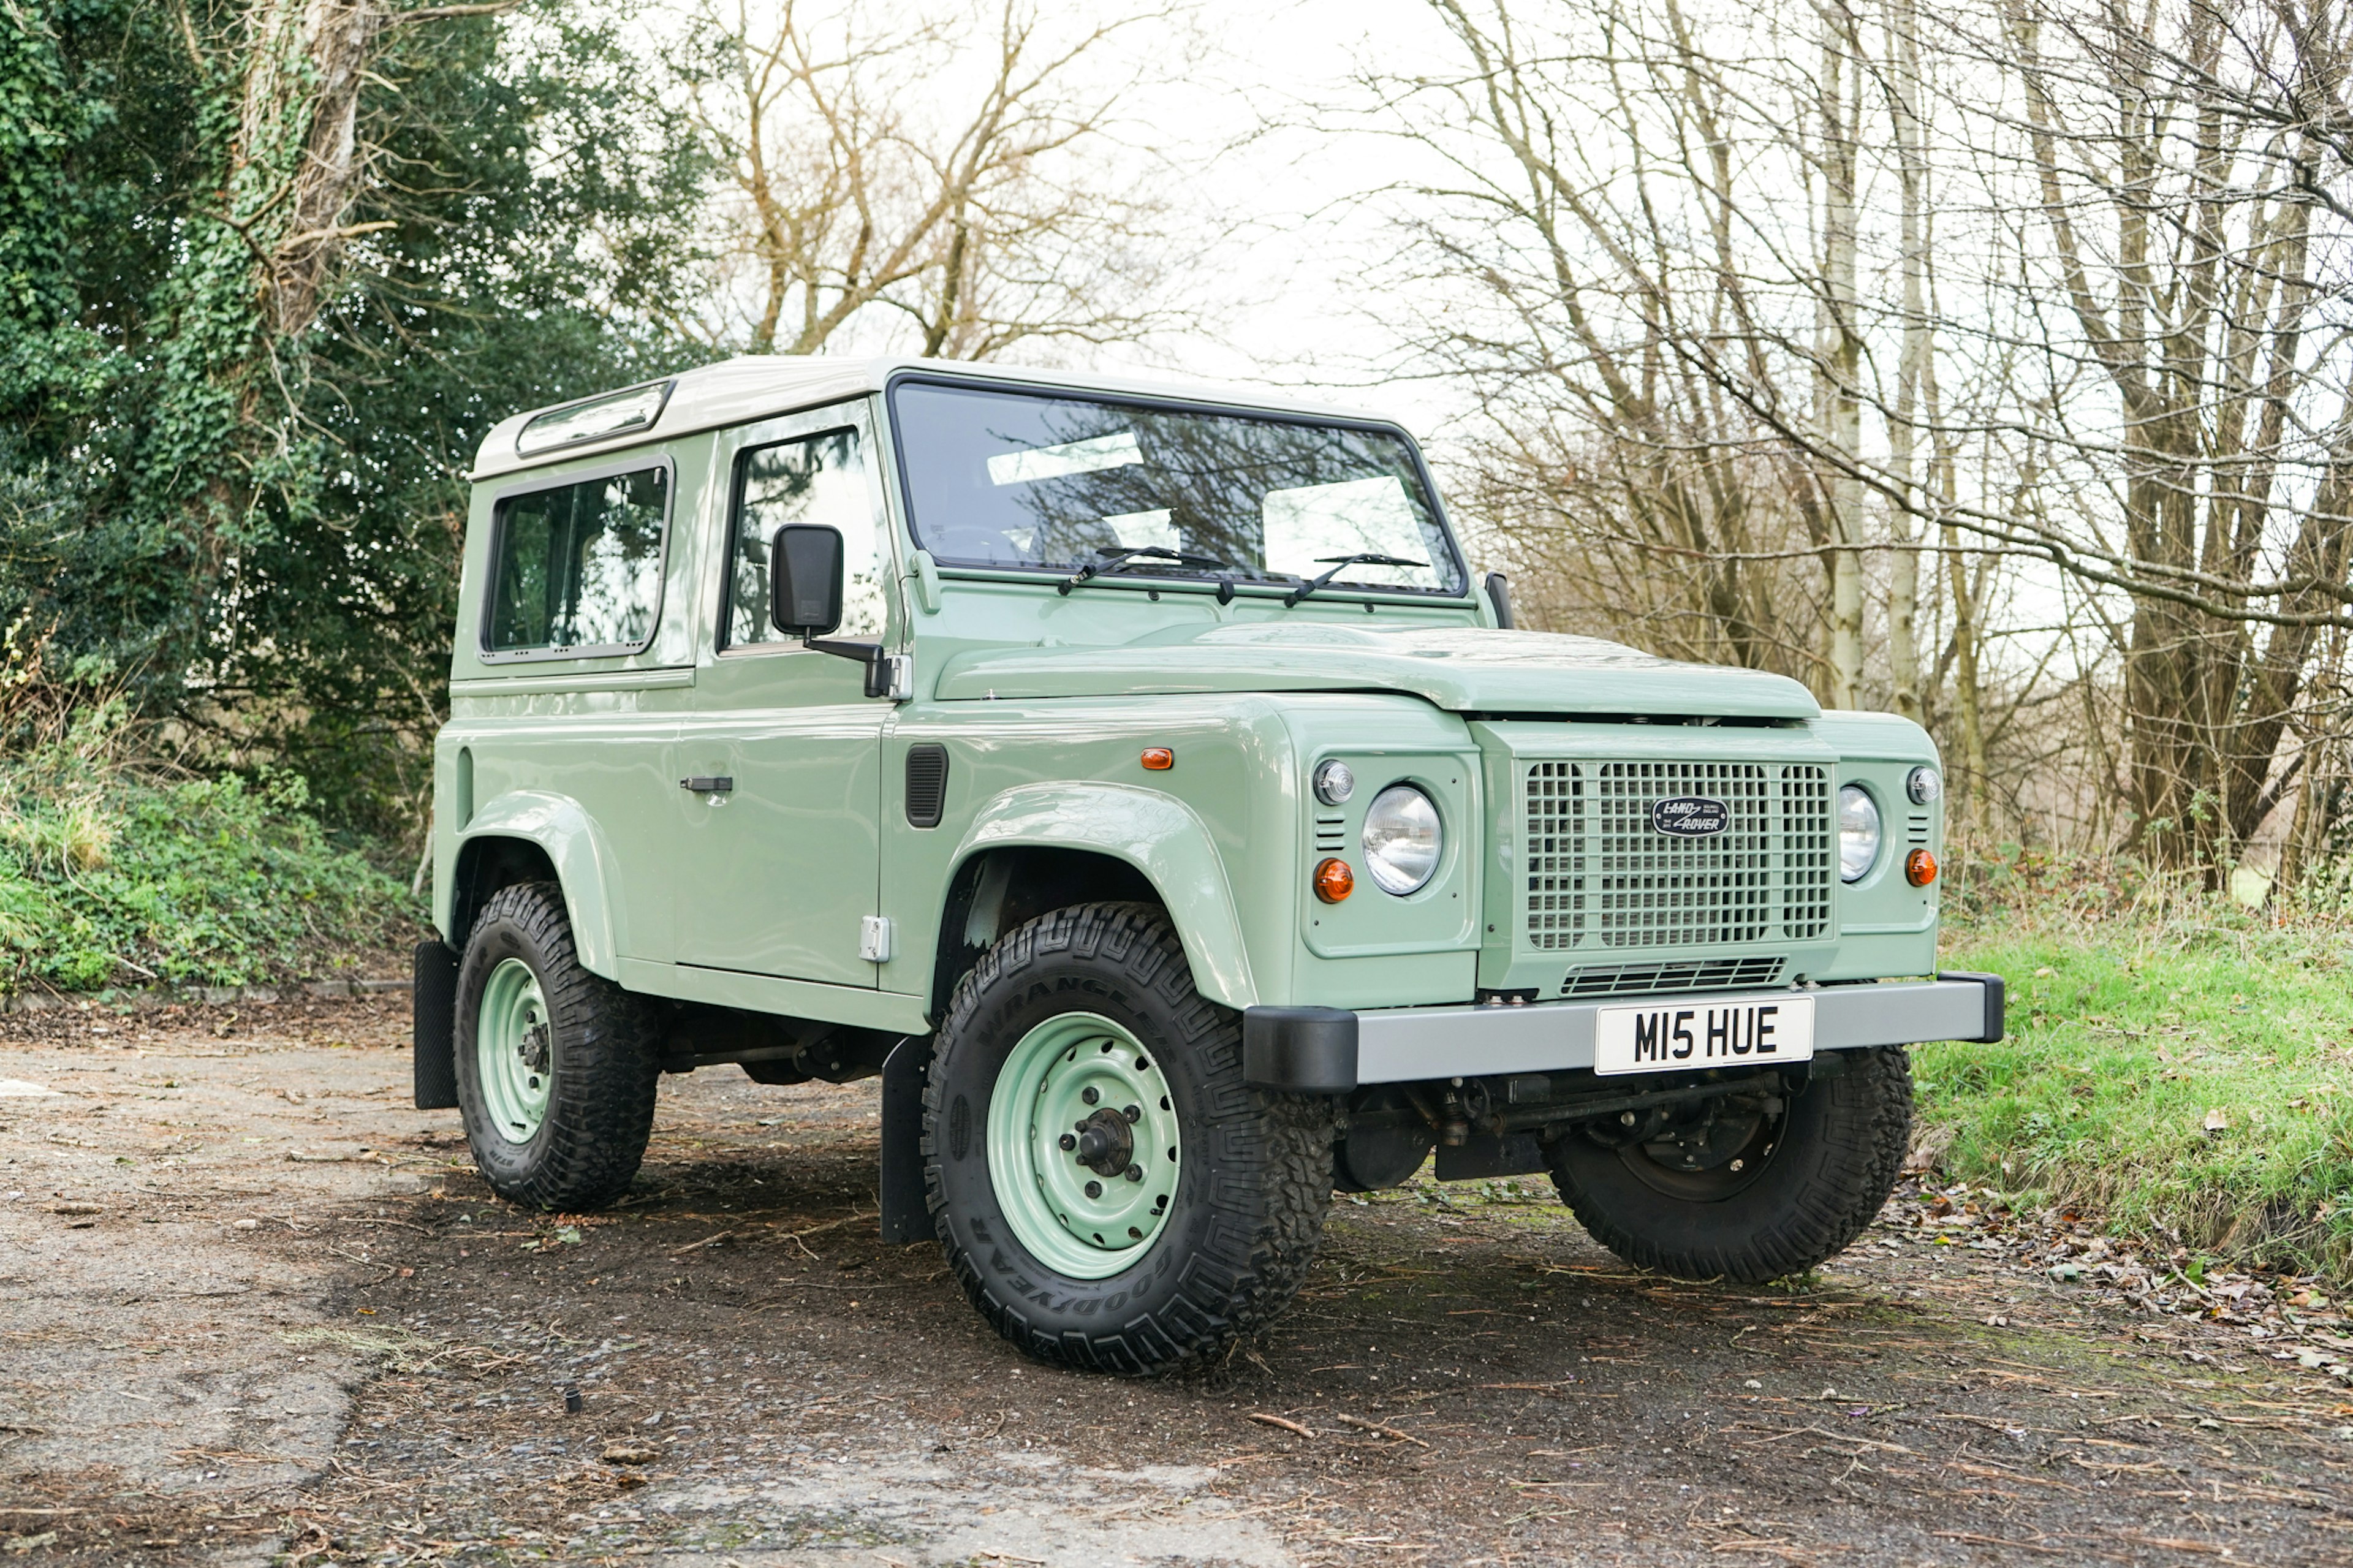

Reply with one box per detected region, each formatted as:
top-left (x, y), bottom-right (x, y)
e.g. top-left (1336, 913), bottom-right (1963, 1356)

top-left (4, 996), bottom-right (2351, 1567)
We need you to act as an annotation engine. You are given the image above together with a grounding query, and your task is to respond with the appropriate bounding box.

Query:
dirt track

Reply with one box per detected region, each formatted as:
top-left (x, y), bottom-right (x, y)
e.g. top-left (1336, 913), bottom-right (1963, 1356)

top-left (4, 996), bottom-right (2351, 1566)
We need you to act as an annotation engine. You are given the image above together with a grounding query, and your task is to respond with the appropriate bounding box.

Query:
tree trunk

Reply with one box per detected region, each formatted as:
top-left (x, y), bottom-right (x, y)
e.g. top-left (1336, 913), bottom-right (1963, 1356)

top-left (1817, 0), bottom-right (1865, 709)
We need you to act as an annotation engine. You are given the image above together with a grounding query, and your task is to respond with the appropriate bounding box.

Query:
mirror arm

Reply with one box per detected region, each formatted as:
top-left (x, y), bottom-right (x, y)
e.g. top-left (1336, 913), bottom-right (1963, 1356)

top-left (804, 637), bottom-right (902, 700)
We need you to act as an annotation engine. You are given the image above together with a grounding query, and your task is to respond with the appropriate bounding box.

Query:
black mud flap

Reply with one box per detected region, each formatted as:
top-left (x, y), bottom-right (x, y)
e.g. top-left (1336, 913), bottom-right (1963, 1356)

top-left (412, 940), bottom-right (460, 1110)
top-left (878, 1035), bottom-right (931, 1243)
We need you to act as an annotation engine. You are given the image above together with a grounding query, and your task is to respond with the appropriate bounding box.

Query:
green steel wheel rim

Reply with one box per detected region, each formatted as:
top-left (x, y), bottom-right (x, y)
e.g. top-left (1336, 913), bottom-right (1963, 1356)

top-left (985, 1011), bottom-right (1183, 1280)
top-left (476, 956), bottom-right (554, 1145)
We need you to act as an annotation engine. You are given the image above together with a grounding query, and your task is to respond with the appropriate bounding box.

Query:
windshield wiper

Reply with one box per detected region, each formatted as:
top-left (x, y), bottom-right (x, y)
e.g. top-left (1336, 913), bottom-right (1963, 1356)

top-left (1283, 553), bottom-right (1428, 607)
top-left (1058, 545), bottom-right (1241, 595)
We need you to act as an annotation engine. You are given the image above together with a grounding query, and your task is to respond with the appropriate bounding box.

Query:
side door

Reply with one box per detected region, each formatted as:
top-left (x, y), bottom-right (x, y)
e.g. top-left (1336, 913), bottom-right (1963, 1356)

top-left (669, 401), bottom-right (895, 987)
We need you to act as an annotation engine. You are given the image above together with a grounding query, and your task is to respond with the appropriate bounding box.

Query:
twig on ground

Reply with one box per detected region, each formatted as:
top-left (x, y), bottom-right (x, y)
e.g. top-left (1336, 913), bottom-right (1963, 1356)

top-left (1333, 1412), bottom-right (1428, 1447)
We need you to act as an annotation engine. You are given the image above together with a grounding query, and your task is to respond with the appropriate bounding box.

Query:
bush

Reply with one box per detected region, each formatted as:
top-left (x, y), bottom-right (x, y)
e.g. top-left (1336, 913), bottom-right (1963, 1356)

top-left (0, 695), bottom-right (422, 994)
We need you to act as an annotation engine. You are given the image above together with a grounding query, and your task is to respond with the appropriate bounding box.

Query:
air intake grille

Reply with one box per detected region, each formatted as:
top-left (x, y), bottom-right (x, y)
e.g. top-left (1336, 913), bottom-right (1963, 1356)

top-left (1561, 956), bottom-right (1786, 998)
top-left (905, 743), bottom-right (949, 828)
top-left (1525, 761), bottom-right (1586, 949)
top-left (1594, 760), bottom-right (1771, 946)
top-left (1783, 765), bottom-right (1833, 939)
top-left (1519, 759), bottom-right (1832, 955)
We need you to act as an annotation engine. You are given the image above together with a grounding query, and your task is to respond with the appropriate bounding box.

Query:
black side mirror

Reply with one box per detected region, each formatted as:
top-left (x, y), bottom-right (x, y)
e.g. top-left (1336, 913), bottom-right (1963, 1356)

top-left (1483, 570), bottom-right (1515, 629)
top-left (770, 523), bottom-right (845, 638)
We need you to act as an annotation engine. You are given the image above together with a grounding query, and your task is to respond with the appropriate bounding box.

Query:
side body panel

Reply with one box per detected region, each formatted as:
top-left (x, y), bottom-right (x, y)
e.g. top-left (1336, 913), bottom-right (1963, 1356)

top-left (434, 433), bottom-right (725, 971)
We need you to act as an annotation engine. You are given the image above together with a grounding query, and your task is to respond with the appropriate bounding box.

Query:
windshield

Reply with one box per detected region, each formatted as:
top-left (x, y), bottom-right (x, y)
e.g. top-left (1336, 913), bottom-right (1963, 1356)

top-left (889, 381), bottom-right (1467, 597)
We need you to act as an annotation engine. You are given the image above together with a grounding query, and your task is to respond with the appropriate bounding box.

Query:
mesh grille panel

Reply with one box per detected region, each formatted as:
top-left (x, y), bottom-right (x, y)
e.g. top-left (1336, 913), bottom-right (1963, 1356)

top-left (1781, 765), bottom-right (1832, 939)
top-left (1594, 761), bottom-right (1772, 947)
top-left (1517, 758), bottom-right (1835, 960)
top-left (1524, 761), bottom-right (1586, 950)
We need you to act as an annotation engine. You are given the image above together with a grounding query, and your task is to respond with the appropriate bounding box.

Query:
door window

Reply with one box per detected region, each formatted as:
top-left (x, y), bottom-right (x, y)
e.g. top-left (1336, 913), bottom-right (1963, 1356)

top-left (726, 428), bottom-right (887, 645)
top-left (484, 466), bottom-right (670, 654)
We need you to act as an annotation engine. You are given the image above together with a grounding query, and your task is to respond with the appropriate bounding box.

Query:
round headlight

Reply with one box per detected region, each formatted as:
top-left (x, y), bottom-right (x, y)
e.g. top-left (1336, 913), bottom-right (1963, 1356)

top-left (1313, 759), bottom-right (1355, 806)
top-left (1361, 784), bottom-right (1441, 895)
top-left (1906, 766), bottom-right (1942, 806)
top-left (1838, 785), bottom-right (1882, 883)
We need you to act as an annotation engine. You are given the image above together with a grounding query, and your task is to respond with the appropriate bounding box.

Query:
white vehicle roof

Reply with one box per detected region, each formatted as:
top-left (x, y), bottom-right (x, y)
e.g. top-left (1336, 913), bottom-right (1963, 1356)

top-left (469, 355), bottom-right (1406, 482)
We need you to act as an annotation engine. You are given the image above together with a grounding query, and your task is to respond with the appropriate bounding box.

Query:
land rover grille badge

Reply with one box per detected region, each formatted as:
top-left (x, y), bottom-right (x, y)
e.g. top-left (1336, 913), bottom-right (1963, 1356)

top-left (1651, 795), bottom-right (1730, 837)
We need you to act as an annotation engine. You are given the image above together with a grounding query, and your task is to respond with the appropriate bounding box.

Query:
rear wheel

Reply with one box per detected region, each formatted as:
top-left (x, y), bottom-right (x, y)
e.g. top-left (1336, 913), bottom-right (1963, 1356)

top-left (924, 903), bottom-right (1336, 1376)
top-left (454, 882), bottom-right (660, 1211)
top-left (1544, 1047), bottom-right (1912, 1282)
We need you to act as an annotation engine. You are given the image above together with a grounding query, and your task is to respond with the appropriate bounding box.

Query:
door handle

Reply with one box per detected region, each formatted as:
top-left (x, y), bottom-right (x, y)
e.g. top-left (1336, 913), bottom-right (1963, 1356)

top-left (680, 776), bottom-right (734, 793)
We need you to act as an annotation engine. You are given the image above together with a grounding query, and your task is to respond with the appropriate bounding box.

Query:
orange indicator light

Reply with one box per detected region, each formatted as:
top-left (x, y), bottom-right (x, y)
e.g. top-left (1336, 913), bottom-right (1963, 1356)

top-left (1313, 858), bottom-right (1355, 903)
top-left (1906, 847), bottom-right (1938, 886)
top-left (1141, 747), bottom-right (1175, 771)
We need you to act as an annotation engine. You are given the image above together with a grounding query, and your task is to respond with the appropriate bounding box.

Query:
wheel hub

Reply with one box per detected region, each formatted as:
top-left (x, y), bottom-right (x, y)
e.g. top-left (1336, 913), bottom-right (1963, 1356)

top-left (1609, 1087), bottom-right (1788, 1200)
top-left (1069, 1106), bottom-right (1137, 1178)
top-left (476, 956), bottom-right (554, 1145)
top-left (986, 1012), bottom-right (1183, 1280)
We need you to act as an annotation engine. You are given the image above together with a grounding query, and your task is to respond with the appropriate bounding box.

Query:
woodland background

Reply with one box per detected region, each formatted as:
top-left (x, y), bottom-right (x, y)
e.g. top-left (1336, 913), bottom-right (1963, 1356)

top-left (9, 0), bottom-right (2353, 898)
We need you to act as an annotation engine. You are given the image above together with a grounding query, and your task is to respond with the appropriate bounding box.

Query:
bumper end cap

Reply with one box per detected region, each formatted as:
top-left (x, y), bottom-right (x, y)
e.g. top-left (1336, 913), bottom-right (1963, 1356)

top-left (1243, 1006), bottom-right (1360, 1093)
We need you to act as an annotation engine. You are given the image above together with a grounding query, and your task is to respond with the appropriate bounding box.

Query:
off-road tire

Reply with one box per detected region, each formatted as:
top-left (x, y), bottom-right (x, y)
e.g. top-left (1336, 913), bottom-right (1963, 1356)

top-left (923, 902), bottom-right (1336, 1376)
top-left (454, 882), bottom-right (661, 1211)
top-left (1545, 1047), bottom-right (1912, 1282)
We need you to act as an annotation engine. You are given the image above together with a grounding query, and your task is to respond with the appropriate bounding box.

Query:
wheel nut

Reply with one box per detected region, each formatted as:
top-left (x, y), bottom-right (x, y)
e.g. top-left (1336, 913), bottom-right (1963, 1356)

top-left (1620, 1111), bottom-right (1636, 1126)
top-left (1123, 1104), bottom-right (1141, 1123)
top-left (1084, 1180), bottom-right (1103, 1199)
top-left (1059, 1133), bottom-right (1077, 1151)
top-left (1082, 1087), bottom-right (1101, 1105)
top-left (1125, 1164), bottom-right (1143, 1181)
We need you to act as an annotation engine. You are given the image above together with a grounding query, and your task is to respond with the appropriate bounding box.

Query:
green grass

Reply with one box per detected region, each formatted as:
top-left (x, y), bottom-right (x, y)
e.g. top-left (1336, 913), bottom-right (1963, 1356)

top-left (1922, 920), bottom-right (2353, 1279)
top-left (0, 704), bottom-right (422, 993)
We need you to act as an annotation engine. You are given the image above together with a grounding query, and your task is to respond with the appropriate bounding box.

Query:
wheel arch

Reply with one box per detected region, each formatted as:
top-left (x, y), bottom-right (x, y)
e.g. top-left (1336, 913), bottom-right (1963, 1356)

top-left (930, 784), bottom-right (1259, 1019)
top-left (444, 791), bottom-right (624, 979)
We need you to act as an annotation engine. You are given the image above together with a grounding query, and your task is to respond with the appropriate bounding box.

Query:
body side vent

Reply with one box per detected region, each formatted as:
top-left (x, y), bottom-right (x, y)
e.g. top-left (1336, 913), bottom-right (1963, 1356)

top-left (906, 743), bottom-right (949, 828)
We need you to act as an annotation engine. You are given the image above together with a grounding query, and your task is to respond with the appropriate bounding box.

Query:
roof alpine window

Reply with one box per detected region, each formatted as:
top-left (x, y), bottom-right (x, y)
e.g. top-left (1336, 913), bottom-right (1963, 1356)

top-left (516, 380), bottom-right (674, 456)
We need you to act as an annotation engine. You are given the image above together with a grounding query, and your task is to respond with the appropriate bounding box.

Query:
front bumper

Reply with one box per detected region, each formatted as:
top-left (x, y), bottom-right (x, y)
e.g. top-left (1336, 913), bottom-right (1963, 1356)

top-left (1242, 971), bottom-right (2004, 1094)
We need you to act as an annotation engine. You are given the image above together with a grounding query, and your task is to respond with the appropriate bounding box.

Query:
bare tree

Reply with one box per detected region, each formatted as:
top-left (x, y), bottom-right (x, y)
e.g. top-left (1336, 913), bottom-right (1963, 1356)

top-left (1992, 0), bottom-right (2353, 866)
top-left (670, 0), bottom-right (1206, 360)
top-left (1355, 0), bottom-right (2353, 871)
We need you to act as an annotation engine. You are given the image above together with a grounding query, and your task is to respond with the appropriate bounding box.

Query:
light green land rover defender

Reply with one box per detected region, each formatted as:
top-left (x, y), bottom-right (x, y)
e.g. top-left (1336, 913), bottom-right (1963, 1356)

top-left (414, 357), bottom-right (2003, 1376)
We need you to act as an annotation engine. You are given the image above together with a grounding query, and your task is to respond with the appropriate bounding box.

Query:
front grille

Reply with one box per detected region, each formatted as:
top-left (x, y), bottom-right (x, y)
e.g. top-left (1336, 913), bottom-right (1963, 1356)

top-left (1520, 759), bottom-right (1832, 953)
top-left (1595, 760), bottom-right (1770, 945)
top-left (1525, 761), bottom-right (1586, 949)
top-left (1561, 956), bottom-right (1786, 998)
top-left (1783, 765), bottom-right (1832, 939)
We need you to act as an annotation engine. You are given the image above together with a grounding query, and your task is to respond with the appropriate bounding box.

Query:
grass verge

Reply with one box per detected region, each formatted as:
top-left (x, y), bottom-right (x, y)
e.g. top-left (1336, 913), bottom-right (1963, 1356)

top-left (1926, 862), bottom-right (2353, 1279)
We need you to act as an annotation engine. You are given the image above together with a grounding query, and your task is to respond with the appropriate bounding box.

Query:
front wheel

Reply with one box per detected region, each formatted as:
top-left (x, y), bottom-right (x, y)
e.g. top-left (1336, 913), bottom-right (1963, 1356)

top-left (924, 903), bottom-right (1336, 1376)
top-left (1544, 1047), bottom-right (1912, 1282)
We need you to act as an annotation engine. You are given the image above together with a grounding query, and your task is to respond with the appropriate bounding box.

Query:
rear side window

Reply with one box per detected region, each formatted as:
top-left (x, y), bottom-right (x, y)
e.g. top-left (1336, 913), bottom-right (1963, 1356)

top-left (725, 427), bottom-right (885, 645)
top-left (485, 466), bottom-right (670, 655)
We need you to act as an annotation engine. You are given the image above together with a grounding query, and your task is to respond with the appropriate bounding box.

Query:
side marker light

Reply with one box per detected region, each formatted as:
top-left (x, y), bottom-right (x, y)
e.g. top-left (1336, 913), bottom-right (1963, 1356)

top-left (1313, 858), bottom-right (1354, 903)
top-left (1142, 748), bottom-right (1174, 771)
top-left (1906, 848), bottom-right (1938, 887)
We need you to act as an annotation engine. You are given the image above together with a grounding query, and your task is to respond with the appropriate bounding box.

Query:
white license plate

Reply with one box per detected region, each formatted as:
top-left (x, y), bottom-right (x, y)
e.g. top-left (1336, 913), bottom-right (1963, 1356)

top-left (1593, 994), bottom-right (1815, 1076)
